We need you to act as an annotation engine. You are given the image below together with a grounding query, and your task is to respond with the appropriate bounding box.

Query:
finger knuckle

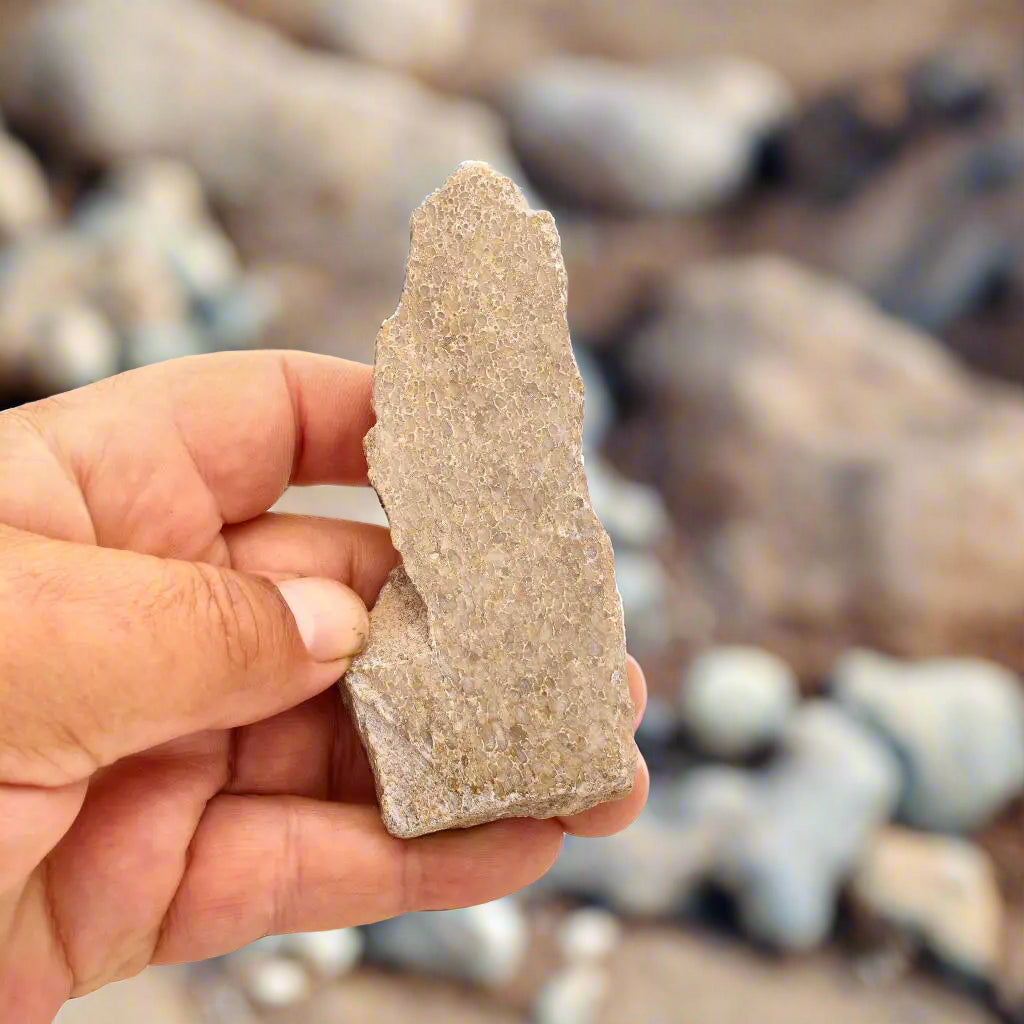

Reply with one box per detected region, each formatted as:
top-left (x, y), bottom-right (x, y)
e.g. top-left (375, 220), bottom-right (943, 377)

top-left (187, 564), bottom-right (265, 673)
top-left (399, 838), bottom-right (426, 914)
top-left (270, 800), bottom-right (302, 935)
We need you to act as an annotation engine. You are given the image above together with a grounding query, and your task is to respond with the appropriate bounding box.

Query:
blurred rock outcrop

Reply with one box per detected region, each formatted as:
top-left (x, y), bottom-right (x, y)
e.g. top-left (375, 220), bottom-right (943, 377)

top-left (619, 256), bottom-right (1024, 677)
top-left (713, 702), bottom-right (901, 950)
top-left (534, 695), bottom-right (903, 952)
top-left (0, 157), bottom-right (270, 400)
top-left (218, 0), bottom-right (473, 75)
top-left (499, 57), bottom-right (792, 213)
top-left (0, 0), bottom-right (521, 361)
top-left (834, 650), bottom-right (1024, 831)
top-left (425, 0), bottom-right (1022, 102)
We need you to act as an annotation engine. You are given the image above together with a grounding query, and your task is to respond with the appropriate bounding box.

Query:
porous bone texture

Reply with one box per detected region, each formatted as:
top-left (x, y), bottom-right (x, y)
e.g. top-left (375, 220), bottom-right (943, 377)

top-left (342, 161), bottom-right (636, 838)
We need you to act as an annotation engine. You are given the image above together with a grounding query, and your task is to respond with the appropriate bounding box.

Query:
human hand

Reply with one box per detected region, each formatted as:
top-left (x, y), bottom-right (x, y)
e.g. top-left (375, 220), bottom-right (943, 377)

top-left (0, 351), bottom-right (648, 1019)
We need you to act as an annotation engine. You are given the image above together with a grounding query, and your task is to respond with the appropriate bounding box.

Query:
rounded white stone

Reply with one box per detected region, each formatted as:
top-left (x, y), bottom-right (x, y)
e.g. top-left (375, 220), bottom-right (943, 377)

top-left (466, 897), bottom-right (529, 986)
top-left (237, 955), bottom-right (311, 1009)
top-left (587, 456), bottom-right (671, 548)
top-left (680, 646), bottom-right (798, 758)
top-left (534, 964), bottom-right (609, 1024)
top-left (556, 907), bottom-right (622, 963)
top-left (0, 134), bottom-right (52, 243)
top-left (319, 0), bottom-right (473, 70)
top-left (833, 649), bottom-right (1024, 831)
top-left (284, 928), bottom-right (364, 979)
top-left (27, 303), bottom-right (120, 394)
top-left (110, 158), bottom-right (207, 225)
top-left (501, 57), bottom-right (793, 214)
top-left (364, 896), bottom-right (528, 987)
top-left (168, 225), bottom-right (241, 298)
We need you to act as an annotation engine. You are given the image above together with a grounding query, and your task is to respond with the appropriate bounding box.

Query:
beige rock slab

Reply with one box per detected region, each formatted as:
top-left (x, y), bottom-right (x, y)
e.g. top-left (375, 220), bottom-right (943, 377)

top-left (622, 255), bottom-right (1024, 677)
top-left (343, 162), bottom-right (636, 839)
top-left (851, 826), bottom-right (1003, 981)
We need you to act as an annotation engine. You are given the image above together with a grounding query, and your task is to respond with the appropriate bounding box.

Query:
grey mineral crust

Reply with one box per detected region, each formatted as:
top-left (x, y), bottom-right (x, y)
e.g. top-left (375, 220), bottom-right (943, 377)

top-left (342, 161), bottom-right (637, 839)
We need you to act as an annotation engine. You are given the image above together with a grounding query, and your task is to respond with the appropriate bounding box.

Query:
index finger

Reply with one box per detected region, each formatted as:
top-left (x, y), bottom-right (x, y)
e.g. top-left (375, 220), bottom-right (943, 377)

top-left (145, 349), bottom-right (375, 512)
top-left (23, 350), bottom-right (374, 527)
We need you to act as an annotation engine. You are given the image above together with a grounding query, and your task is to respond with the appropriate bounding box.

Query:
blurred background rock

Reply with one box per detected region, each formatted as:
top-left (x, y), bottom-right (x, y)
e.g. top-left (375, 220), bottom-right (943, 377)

top-left (2, 0), bottom-right (1021, 1021)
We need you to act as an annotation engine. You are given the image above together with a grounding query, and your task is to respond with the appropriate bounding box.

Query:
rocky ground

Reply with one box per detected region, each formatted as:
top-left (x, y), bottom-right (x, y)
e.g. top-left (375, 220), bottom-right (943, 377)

top-left (56, 929), bottom-right (1002, 1024)
top-left (3, 1), bottom-right (1024, 1022)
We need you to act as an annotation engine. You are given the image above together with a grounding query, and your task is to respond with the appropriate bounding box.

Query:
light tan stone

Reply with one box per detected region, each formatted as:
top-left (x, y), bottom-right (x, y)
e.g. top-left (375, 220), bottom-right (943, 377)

top-left (0, 132), bottom-right (53, 244)
top-left (851, 827), bottom-right (1004, 981)
top-left (343, 162), bottom-right (636, 839)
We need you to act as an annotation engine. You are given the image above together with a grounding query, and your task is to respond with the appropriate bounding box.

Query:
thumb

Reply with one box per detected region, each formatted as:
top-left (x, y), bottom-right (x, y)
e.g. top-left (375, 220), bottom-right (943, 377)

top-left (0, 525), bottom-right (368, 787)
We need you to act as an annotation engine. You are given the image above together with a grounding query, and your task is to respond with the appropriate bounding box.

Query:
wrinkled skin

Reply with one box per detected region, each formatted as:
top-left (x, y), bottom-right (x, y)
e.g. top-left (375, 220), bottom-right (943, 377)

top-left (0, 351), bottom-right (648, 1021)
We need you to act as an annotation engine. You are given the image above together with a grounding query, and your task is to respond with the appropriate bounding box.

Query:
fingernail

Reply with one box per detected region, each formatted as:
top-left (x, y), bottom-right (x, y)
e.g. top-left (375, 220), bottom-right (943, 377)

top-left (277, 577), bottom-right (369, 663)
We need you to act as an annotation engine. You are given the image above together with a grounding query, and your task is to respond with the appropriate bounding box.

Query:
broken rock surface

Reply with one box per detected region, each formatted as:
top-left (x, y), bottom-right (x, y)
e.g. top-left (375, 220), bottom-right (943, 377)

top-left (343, 162), bottom-right (636, 839)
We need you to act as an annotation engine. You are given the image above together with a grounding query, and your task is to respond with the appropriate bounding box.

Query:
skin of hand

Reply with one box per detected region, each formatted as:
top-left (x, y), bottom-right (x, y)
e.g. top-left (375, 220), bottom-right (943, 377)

top-left (0, 350), bottom-right (649, 1020)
